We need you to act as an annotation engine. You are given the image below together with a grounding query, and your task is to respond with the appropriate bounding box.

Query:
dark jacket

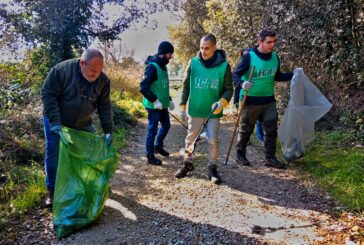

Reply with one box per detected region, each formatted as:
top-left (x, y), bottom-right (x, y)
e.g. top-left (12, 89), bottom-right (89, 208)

top-left (139, 55), bottom-right (170, 103)
top-left (41, 59), bottom-right (113, 134)
top-left (233, 47), bottom-right (293, 105)
top-left (180, 50), bottom-right (233, 105)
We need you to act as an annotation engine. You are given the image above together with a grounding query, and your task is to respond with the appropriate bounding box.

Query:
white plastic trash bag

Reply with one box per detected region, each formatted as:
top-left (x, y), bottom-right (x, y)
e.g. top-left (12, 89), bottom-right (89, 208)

top-left (278, 68), bottom-right (332, 161)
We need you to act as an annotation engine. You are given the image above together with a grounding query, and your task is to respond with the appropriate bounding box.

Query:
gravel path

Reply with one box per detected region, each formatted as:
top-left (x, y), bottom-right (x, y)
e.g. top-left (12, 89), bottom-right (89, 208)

top-left (56, 114), bottom-right (338, 245)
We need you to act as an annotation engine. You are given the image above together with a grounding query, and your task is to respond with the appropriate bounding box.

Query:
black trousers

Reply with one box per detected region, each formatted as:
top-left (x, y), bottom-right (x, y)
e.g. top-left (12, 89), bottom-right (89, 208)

top-left (236, 102), bottom-right (278, 158)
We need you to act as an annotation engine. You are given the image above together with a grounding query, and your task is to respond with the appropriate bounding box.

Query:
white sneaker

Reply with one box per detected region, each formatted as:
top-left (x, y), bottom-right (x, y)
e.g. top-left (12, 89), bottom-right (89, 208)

top-left (179, 148), bottom-right (185, 157)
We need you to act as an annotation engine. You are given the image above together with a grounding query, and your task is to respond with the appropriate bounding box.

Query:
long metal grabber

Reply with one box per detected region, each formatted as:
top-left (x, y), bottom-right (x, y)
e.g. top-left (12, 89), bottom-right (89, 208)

top-left (169, 111), bottom-right (188, 129)
top-left (224, 66), bottom-right (255, 165)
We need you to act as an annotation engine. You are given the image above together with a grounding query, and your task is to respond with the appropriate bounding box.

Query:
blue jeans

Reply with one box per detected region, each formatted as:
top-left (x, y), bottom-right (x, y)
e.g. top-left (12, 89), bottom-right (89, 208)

top-left (146, 109), bottom-right (170, 155)
top-left (255, 120), bottom-right (264, 141)
top-left (43, 116), bottom-right (60, 190)
top-left (43, 116), bottom-right (95, 190)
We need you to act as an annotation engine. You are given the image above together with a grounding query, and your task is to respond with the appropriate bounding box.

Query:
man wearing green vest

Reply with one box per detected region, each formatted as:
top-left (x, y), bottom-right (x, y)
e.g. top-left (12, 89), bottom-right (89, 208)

top-left (233, 30), bottom-right (295, 169)
top-left (176, 34), bottom-right (233, 184)
top-left (140, 41), bottom-right (174, 165)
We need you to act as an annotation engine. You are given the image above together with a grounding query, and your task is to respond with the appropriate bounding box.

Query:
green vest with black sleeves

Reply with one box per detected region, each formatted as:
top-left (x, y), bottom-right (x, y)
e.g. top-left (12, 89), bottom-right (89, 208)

top-left (188, 56), bottom-right (227, 118)
top-left (240, 51), bottom-right (279, 98)
top-left (142, 62), bottom-right (170, 109)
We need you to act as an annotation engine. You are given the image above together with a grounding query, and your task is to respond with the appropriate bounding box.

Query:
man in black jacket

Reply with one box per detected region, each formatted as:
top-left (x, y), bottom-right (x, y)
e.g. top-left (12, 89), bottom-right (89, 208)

top-left (139, 41), bottom-right (174, 165)
top-left (234, 49), bottom-right (264, 147)
top-left (233, 30), bottom-right (294, 169)
top-left (41, 48), bottom-right (113, 207)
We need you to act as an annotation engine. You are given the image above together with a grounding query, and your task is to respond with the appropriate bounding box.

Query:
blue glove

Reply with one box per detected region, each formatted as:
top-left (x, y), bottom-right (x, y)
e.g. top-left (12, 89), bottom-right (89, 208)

top-left (105, 133), bottom-right (113, 145)
top-left (51, 125), bottom-right (69, 145)
top-left (50, 125), bottom-right (62, 135)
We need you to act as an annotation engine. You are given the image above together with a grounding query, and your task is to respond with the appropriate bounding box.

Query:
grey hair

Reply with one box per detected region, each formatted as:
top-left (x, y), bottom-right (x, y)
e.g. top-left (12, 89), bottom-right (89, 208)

top-left (81, 48), bottom-right (104, 62)
top-left (201, 34), bottom-right (217, 45)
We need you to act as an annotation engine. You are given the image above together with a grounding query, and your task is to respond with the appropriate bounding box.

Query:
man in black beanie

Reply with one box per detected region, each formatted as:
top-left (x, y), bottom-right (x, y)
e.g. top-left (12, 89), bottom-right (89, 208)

top-left (158, 41), bottom-right (174, 55)
top-left (139, 41), bottom-right (174, 165)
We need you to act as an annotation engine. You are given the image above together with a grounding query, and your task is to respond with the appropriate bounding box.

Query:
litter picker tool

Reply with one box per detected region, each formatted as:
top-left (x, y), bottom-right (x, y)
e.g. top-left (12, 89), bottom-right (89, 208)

top-left (169, 111), bottom-right (188, 129)
top-left (224, 66), bottom-right (255, 165)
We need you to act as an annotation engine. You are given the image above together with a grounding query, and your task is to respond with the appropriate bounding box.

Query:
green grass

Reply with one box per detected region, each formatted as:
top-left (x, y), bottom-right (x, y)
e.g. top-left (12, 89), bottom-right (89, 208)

top-left (0, 162), bottom-right (46, 228)
top-left (92, 92), bottom-right (146, 150)
top-left (113, 127), bottom-right (127, 149)
top-left (10, 178), bottom-right (45, 214)
top-left (114, 97), bottom-right (146, 119)
top-left (290, 130), bottom-right (364, 210)
top-left (109, 92), bottom-right (146, 129)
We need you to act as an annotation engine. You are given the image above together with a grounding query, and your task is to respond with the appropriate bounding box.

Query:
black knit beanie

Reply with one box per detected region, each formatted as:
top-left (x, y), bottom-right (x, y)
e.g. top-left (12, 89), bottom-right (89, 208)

top-left (157, 41), bottom-right (174, 55)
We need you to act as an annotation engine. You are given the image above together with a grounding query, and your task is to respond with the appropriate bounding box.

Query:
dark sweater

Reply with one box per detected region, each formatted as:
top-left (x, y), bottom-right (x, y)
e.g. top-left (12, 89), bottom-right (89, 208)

top-left (41, 59), bottom-right (113, 134)
top-left (233, 47), bottom-right (293, 105)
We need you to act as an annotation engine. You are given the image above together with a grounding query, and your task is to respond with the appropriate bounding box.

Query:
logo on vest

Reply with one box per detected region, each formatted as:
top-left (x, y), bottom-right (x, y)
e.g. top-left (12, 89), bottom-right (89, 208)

top-left (257, 68), bottom-right (275, 77)
top-left (194, 77), bottom-right (219, 89)
top-left (162, 79), bottom-right (169, 88)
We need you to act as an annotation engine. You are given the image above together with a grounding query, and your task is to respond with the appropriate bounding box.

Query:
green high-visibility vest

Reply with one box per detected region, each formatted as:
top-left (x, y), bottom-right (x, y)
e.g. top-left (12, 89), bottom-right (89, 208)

top-left (142, 62), bottom-right (170, 109)
top-left (240, 51), bottom-right (279, 98)
top-left (189, 56), bottom-right (227, 118)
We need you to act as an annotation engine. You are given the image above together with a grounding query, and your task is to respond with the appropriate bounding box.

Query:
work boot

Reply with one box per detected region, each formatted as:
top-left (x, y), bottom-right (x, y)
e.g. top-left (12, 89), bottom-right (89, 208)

top-left (45, 188), bottom-right (54, 208)
top-left (265, 156), bottom-right (286, 169)
top-left (236, 150), bottom-right (251, 166)
top-left (154, 145), bottom-right (170, 157)
top-left (147, 154), bottom-right (162, 165)
top-left (175, 161), bottom-right (194, 178)
top-left (208, 164), bottom-right (222, 185)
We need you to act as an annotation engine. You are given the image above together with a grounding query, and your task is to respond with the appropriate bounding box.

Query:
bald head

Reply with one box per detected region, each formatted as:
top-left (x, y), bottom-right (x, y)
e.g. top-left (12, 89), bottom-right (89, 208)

top-left (80, 49), bottom-right (104, 82)
top-left (200, 34), bottom-right (217, 60)
top-left (81, 48), bottom-right (104, 62)
top-left (201, 34), bottom-right (217, 46)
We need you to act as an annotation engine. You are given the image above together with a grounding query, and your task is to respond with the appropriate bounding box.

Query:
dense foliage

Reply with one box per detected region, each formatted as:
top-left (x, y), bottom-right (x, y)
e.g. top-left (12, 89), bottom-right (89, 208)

top-left (262, 0), bottom-right (363, 126)
top-left (168, 0), bottom-right (208, 65)
top-left (169, 0), bottom-right (363, 134)
top-left (205, 0), bottom-right (262, 63)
